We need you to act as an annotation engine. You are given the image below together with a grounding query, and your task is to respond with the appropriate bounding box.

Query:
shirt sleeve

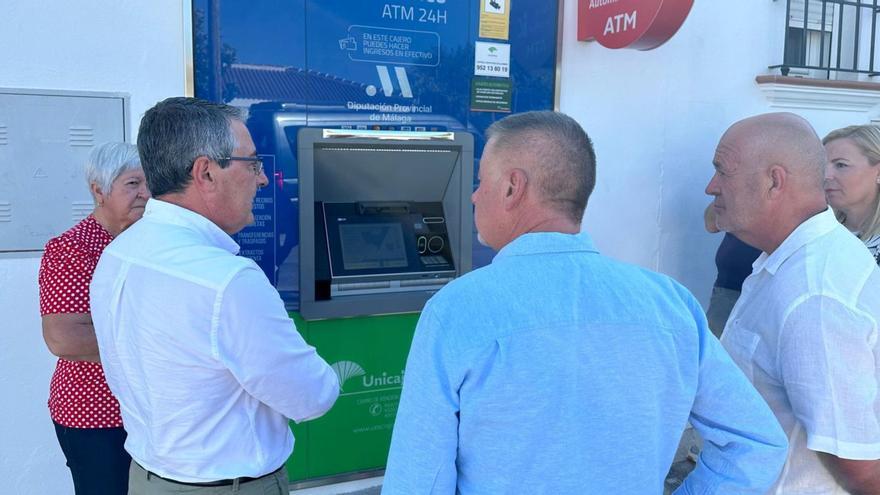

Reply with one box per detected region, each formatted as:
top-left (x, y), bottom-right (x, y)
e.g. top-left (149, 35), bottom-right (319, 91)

top-left (779, 294), bottom-right (880, 459)
top-left (215, 265), bottom-right (339, 423)
top-left (383, 304), bottom-right (459, 495)
top-left (677, 294), bottom-right (789, 494)
top-left (39, 237), bottom-right (95, 315)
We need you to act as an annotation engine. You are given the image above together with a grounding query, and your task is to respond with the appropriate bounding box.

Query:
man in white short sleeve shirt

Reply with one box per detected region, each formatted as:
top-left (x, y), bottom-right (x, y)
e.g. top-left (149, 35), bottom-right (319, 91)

top-left (707, 112), bottom-right (880, 494)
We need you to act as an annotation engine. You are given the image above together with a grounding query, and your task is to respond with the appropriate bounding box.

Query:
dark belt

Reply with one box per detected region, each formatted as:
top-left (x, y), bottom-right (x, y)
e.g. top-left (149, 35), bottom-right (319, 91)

top-left (141, 463), bottom-right (284, 487)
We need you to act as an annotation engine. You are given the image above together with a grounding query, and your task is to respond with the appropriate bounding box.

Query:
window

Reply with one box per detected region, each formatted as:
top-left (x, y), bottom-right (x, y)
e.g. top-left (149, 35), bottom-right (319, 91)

top-left (775, 0), bottom-right (880, 79)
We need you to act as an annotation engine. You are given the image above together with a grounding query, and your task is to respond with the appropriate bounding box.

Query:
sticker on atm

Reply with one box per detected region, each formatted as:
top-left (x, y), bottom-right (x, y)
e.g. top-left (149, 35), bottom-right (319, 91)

top-left (479, 0), bottom-right (511, 40)
top-left (474, 41), bottom-right (510, 78)
top-left (471, 78), bottom-right (512, 113)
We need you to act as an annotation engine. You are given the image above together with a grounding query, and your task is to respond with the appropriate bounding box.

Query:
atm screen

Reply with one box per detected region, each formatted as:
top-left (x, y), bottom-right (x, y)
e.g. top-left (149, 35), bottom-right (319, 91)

top-left (319, 201), bottom-right (456, 281)
top-left (339, 223), bottom-right (408, 270)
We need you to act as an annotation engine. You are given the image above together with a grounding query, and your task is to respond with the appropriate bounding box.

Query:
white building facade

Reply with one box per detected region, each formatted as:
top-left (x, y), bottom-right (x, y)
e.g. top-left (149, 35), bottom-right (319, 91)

top-left (3, 0), bottom-right (880, 492)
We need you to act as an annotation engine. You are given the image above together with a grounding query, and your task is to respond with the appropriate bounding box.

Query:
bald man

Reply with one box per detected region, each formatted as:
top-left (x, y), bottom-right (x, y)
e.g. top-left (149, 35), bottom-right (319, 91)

top-left (707, 112), bottom-right (880, 494)
top-left (383, 111), bottom-right (787, 494)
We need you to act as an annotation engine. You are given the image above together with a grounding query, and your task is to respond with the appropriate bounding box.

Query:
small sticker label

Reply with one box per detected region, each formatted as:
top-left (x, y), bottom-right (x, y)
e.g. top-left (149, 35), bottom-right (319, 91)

top-left (474, 41), bottom-right (510, 78)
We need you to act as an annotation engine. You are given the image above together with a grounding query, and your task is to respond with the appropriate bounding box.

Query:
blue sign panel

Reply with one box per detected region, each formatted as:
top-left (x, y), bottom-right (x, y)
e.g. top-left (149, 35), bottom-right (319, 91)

top-left (193, 0), bottom-right (559, 309)
top-left (302, 0), bottom-right (469, 129)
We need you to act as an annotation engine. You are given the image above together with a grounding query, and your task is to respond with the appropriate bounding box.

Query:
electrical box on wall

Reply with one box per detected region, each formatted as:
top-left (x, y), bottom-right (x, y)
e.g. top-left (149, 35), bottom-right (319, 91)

top-left (0, 88), bottom-right (129, 254)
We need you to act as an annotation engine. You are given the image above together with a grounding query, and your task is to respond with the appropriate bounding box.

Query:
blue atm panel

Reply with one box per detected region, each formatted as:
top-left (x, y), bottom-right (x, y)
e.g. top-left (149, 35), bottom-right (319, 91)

top-left (193, 0), bottom-right (560, 309)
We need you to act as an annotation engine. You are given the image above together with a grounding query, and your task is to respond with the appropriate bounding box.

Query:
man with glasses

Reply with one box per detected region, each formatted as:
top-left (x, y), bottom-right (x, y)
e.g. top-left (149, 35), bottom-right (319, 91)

top-left (90, 97), bottom-right (339, 494)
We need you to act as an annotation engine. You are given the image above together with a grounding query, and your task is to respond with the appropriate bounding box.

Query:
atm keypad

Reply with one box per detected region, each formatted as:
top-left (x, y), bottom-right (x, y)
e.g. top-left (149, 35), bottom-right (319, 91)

top-left (420, 255), bottom-right (448, 266)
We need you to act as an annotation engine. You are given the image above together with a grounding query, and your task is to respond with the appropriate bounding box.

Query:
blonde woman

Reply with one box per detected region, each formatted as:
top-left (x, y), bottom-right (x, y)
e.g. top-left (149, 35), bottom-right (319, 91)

top-left (823, 124), bottom-right (880, 260)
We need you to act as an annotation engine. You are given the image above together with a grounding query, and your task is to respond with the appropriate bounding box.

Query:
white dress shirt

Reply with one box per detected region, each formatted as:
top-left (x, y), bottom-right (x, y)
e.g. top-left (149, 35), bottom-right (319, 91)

top-left (722, 208), bottom-right (880, 494)
top-left (90, 199), bottom-right (339, 482)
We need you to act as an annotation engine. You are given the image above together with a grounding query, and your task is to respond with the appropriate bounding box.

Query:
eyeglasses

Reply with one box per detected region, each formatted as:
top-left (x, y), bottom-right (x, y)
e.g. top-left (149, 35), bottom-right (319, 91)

top-left (218, 156), bottom-right (265, 176)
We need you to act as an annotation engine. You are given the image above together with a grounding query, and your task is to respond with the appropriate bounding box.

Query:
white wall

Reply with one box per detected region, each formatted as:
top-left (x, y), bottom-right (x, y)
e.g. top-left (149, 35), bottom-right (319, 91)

top-left (559, 0), bottom-right (880, 304)
top-left (3, 1), bottom-right (879, 492)
top-left (0, 1), bottom-right (185, 492)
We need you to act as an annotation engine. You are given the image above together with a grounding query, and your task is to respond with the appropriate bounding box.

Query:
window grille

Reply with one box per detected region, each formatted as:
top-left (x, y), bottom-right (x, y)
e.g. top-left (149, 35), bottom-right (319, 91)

top-left (771, 0), bottom-right (880, 78)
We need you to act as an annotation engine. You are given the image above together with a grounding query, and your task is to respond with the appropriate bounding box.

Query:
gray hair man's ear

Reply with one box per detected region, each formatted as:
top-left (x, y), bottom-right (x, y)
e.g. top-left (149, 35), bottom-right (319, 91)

top-left (503, 168), bottom-right (529, 210)
top-left (189, 156), bottom-right (221, 193)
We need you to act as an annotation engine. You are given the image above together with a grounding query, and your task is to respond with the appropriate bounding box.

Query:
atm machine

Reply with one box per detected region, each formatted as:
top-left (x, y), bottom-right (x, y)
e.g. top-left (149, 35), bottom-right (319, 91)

top-left (191, 0), bottom-right (559, 481)
top-left (298, 128), bottom-right (473, 319)
top-left (286, 128), bottom-right (473, 482)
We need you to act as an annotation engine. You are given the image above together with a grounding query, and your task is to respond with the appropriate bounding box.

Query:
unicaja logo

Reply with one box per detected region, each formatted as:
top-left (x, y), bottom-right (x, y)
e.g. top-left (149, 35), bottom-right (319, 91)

top-left (362, 370), bottom-right (404, 387)
top-left (331, 361), bottom-right (366, 392)
top-left (330, 360), bottom-right (405, 392)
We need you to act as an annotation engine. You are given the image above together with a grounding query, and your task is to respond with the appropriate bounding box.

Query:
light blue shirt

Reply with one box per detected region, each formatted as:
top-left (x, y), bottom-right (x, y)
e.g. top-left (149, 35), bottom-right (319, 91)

top-left (383, 231), bottom-right (787, 494)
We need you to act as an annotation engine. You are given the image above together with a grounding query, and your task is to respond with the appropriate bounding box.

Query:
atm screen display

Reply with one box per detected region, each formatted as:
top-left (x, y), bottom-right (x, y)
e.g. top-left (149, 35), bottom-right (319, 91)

top-left (339, 223), bottom-right (408, 270)
top-left (322, 201), bottom-right (455, 280)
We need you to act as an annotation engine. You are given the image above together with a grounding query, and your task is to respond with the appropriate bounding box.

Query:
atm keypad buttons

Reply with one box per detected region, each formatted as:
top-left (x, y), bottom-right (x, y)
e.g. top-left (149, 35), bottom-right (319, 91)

top-left (420, 255), bottom-right (447, 266)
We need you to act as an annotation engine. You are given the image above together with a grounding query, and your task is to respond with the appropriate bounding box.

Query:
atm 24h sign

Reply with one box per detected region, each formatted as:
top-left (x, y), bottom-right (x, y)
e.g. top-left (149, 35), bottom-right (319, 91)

top-left (578, 0), bottom-right (694, 50)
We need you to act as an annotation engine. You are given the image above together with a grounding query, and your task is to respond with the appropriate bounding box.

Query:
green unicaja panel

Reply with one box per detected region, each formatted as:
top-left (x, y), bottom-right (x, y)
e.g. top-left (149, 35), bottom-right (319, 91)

top-left (284, 312), bottom-right (419, 481)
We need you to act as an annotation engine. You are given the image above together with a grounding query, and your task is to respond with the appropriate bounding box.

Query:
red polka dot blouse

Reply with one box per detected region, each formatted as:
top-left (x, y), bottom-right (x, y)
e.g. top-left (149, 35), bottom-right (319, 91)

top-left (38, 215), bottom-right (123, 429)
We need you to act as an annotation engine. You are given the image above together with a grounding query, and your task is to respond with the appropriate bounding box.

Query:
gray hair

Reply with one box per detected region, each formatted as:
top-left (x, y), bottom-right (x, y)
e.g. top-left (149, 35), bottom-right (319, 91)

top-left (85, 142), bottom-right (141, 200)
top-left (485, 111), bottom-right (596, 223)
top-left (137, 97), bottom-right (242, 196)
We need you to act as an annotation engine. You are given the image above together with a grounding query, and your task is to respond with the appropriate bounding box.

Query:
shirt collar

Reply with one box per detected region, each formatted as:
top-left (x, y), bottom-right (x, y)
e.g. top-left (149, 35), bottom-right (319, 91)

top-left (143, 198), bottom-right (240, 254)
top-left (493, 230), bottom-right (599, 262)
top-left (753, 207), bottom-right (838, 276)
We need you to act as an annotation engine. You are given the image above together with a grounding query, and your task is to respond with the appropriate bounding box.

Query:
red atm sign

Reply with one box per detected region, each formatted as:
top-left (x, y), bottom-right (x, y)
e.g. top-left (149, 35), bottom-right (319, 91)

top-left (577, 0), bottom-right (694, 50)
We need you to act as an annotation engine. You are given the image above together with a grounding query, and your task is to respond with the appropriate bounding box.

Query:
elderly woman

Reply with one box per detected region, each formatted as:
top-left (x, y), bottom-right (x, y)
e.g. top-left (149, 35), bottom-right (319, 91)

top-left (823, 125), bottom-right (880, 260)
top-left (38, 142), bottom-right (149, 494)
